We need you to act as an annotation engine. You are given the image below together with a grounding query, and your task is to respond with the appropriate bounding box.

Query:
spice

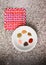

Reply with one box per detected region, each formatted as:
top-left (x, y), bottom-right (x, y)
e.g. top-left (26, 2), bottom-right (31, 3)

top-left (18, 40), bottom-right (22, 44)
top-left (24, 42), bottom-right (28, 46)
top-left (17, 33), bottom-right (22, 38)
top-left (22, 30), bottom-right (27, 34)
top-left (29, 38), bottom-right (33, 43)
top-left (28, 32), bottom-right (31, 36)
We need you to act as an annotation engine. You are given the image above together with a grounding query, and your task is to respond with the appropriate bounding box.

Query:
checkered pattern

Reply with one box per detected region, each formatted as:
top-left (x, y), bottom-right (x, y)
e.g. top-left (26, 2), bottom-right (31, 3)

top-left (4, 8), bottom-right (26, 30)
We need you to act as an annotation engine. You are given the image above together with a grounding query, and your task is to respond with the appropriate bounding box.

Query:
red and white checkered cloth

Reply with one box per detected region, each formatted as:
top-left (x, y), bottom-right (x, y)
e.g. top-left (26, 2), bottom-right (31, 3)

top-left (4, 8), bottom-right (26, 30)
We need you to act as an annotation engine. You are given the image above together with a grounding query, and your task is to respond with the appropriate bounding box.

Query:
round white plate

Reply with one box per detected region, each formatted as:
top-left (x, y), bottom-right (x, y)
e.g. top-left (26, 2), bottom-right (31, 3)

top-left (12, 26), bottom-right (37, 52)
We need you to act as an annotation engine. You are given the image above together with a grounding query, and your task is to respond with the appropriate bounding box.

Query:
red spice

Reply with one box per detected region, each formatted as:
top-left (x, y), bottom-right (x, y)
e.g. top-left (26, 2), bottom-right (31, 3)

top-left (29, 38), bottom-right (33, 43)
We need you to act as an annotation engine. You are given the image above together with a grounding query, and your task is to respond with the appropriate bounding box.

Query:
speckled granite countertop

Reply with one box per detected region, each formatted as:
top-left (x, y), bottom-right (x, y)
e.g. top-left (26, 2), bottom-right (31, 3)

top-left (0, 0), bottom-right (46, 65)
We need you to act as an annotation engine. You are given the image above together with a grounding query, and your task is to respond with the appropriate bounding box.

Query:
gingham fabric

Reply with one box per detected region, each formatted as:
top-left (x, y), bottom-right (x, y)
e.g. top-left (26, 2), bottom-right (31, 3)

top-left (4, 8), bottom-right (26, 30)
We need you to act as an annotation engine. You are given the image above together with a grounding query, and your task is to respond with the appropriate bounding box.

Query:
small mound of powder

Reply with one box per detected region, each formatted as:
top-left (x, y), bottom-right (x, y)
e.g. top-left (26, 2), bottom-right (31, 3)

top-left (24, 42), bottom-right (28, 46)
top-left (28, 32), bottom-right (32, 36)
top-left (22, 30), bottom-right (27, 34)
top-left (17, 33), bottom-right (22, 38)
top-left (29, 38), bottom-right (33, 43)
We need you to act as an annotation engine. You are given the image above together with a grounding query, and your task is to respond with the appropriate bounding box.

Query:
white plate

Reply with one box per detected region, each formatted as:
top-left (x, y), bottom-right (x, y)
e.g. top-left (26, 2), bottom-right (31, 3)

top-left (12, 26), bottom-right (37, 52)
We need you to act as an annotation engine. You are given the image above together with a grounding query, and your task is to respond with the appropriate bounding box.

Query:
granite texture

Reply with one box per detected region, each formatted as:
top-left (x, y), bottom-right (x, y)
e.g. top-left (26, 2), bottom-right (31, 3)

top-left (0, 0), bottom-right (46, 65)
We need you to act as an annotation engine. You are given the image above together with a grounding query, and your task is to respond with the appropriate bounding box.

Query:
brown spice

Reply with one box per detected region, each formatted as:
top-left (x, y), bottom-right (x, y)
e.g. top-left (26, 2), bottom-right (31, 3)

top-left (28, 32), bottom-right (32, 36)
top-left (24, 42), bottom-right (28, 46)
top-left (17, 33), bottom-right (22, 38)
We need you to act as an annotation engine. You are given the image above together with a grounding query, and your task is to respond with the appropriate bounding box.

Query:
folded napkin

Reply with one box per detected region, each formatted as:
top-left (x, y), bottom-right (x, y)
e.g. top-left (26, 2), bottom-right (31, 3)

top-left (4, 8), bottom-right (26, 30)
